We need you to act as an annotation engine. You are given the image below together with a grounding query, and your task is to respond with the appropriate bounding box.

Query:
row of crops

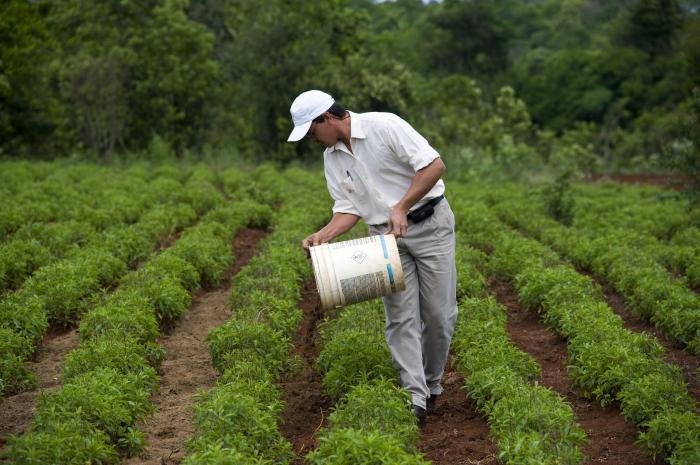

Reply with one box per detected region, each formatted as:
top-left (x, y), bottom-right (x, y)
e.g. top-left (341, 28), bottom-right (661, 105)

top-left (0, 161), bottom-right (283, 462)
top-left (452, 181), bottom-right (700, 465)
top-left (1, 160), bottom-right (699, 464)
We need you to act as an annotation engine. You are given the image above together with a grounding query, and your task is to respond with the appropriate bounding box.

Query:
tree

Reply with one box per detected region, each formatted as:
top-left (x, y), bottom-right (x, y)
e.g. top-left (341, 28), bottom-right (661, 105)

top-left (424, 0), bottom-right (511, 77)
top-left (129, 0), bottom-right (219, 152)
top-left (46, 0), bottom-right (218, 158)
top-left (613, 0), bottom-right (684, 56)
top-left (0, 0), bottom-right (60, 156)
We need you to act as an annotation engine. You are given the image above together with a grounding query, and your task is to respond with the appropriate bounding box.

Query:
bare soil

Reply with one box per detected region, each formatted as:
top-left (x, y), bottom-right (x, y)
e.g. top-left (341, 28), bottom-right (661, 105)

top-left (279, 281), bottom-right (500, 465)
top-left (587, 174), bottom-right (695, 192)
top-left (594, 280), bottom-right (700, 408)
top-left (0, 230), bottom-right (199, 452)
top-left (278, 281), bottom-right (332, 464)
top-left (123, 228), bottom-right (268, 465)
top-left (0, 326), bottom-right (80, 448)
top-left (418, 355), bottom-right (499, 465)
top-left (489, 276), bottom-right (662, 465)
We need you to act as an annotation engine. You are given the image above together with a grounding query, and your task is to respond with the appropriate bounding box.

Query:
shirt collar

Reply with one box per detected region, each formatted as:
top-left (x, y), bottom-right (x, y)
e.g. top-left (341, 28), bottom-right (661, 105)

top-left (349, 111), bottom-right (366, 140)
top-left (329, 111), bottom-right (365, 155)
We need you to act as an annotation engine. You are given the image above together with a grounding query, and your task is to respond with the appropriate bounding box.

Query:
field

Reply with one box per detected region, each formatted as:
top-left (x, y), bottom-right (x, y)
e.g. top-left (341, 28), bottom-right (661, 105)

top-left (0, 160), bottom-right (698, 465)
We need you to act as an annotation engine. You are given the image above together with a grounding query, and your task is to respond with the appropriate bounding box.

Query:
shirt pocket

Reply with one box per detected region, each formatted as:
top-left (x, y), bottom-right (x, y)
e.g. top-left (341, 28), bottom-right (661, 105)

top-left (340, 172), bottom-right (367, 198)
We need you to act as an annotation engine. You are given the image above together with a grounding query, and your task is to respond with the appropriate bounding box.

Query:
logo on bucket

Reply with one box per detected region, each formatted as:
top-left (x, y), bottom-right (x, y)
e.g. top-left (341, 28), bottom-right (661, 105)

top-left (351, 250), bottom-right (367, 264)
top-left (310, 235), bottom-right (405, 310)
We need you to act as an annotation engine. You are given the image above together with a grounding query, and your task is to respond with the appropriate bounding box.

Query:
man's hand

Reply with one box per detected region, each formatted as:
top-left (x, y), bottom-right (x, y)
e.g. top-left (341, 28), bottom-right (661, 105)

top-left (301, 213), bottom-right (360, 257)
top-left (387, 206), bottom-right (408, 238)
top-left (302, 231), bottom-right (328, 257)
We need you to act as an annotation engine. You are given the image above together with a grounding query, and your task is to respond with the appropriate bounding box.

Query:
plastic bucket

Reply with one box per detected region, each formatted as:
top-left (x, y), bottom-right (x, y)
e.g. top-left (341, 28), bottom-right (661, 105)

top-left (310, 234), bottom-right (406, 310)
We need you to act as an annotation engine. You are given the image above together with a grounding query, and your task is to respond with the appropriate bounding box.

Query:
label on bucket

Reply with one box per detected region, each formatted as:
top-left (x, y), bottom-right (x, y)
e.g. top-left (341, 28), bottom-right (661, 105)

top-left (310, 234), bottom-right (406, 310)
top-left (340, 271), bottom-right (389, 305)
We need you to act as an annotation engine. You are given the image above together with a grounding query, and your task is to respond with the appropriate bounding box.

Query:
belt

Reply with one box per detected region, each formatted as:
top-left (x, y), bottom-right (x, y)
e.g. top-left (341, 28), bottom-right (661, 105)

top-left (369, 195), bottom-right (445, 227)
top-left (406, 194), bottom-right (445, 223)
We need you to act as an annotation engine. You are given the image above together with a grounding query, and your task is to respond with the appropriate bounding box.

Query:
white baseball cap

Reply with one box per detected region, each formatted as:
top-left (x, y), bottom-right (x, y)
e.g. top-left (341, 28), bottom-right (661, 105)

top-left (287, 90), bottom-right (335, 142)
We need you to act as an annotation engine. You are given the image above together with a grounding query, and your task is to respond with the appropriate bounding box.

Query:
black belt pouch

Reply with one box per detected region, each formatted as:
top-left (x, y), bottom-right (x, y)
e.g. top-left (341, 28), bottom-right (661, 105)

top-left (407, 196), bottom-right (443, 223)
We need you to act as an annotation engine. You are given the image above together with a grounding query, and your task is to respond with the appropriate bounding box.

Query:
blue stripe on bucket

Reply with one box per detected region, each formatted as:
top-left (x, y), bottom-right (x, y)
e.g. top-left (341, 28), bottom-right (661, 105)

top-left (379, 235), bottom-right (389, 259)
top-left (386, 264), bottom-right (395, 293)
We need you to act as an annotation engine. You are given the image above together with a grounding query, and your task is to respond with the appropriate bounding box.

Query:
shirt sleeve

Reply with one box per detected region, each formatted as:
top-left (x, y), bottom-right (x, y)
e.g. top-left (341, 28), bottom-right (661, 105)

top-left (324, 159), bottom-right (361, 217)
top-left (383, 114), bottom-right (440, 171)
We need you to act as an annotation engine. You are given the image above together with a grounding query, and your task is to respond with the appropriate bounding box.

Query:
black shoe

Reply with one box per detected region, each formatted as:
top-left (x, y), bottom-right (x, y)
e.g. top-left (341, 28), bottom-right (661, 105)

top-left (426, 394), bottom-right (439, 414)
top-left (412, 404), bottom-right (427, 427)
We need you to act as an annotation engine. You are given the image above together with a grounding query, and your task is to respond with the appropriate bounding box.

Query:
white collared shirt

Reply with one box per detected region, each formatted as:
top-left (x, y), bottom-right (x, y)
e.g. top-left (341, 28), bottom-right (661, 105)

top-left (323, 111), bottom-right (445, 225)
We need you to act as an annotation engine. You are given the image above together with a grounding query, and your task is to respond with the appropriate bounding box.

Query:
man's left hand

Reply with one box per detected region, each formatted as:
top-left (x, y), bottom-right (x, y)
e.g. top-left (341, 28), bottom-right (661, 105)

top-left (388, 206), bottom-right (408, 238)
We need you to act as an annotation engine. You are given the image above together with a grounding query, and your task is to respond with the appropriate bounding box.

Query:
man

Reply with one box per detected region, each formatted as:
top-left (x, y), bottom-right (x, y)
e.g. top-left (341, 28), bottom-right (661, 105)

top-left (288, 89), bottom-right (457, 427)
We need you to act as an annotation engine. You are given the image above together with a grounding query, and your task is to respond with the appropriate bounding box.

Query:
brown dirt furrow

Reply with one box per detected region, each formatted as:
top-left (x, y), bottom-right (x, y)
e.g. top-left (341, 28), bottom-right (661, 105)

top-left (603, 282), bottom-right (700, 406)
top-left (419, 354), bottom-right (499, 465)
top-left (123, 228), bottom-right (268, 465)
top-left (584, 274), bottom-right (700, 406)
top-left (0, 231), bottom-right (190, 451)
top-left (279, 281), bottom-right (332, 465)
top-left (586, 174), bottom-right (694, 191)
top-left (489, 276), bottom-right (661, 465)
top-left (0, 326), bottom-right (80, 447)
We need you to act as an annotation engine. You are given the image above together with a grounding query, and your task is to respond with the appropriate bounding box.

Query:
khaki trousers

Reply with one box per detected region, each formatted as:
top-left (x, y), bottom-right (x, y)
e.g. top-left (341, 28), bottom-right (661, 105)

top-left (369, 200), bottom-right (458, 409)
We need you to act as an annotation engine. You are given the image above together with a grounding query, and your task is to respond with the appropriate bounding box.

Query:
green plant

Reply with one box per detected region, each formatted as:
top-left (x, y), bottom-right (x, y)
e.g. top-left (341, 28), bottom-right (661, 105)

top-left (78, 290), bottom-right (159, 344)
top-left (0, 291), bottom-right (47, 345)
top-left (307, 428), bottom-right (429, 465)
top-left (62, 336), bottom-right (159, 389)
top-left (3, 418), bottom-right (119, 465)
top-left (183, 442), bottom-right (268, 465)
top-left (190, 384), bottom-right (293, 463)
top-left (32, 368), bottom-right (153, 454)
top-left (316, 327), bottom-right (395, 400)
top-left (542, 173), bottom-right (575, 226)
top-left (124, 253), bottom-right (200, 293)
top-left (327, 380), bottom-right (418, 449)
top-left (123, 273), bottom-right (191, 324)
top-left (0, 329), bottom-right (36, 395)
top-left (207, 319), bottom-right (289, 375)
top-left (638, 411), bottom-right (700, 464)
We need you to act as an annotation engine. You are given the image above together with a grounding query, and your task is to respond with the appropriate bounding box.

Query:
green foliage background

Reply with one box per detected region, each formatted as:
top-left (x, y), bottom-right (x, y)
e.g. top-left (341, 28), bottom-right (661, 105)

top-left (1, 0), bottom-right (699, 174)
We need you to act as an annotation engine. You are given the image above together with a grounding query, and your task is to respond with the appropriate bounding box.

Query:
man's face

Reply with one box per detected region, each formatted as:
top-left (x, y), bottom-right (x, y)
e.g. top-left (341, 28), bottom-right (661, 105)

top-left (306, 114), bottom-right (335, 148)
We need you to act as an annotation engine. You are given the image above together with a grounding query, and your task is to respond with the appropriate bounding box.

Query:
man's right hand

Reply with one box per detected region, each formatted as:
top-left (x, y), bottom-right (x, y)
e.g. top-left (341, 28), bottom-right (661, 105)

top-left (302, 232), bottom-right (327, 257)
top-left (301, 213), bottom-right (360, 257)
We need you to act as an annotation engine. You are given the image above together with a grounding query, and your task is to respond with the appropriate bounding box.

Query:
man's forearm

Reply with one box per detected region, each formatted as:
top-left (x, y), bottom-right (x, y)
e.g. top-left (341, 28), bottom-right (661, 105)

top-left (395, 158), bottom-right (446, 212)
top-left (318, 212), bottom-right (361, 242)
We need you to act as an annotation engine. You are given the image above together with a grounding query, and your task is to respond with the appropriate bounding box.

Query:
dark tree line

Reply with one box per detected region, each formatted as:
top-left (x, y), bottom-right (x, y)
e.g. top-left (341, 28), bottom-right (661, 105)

top-left (1, 0), bottom-right (698, 172)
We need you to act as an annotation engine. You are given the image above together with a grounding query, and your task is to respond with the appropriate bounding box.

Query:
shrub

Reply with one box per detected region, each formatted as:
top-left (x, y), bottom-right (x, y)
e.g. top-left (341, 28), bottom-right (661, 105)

top-left (62, 336), bottom-right (159, 390)
top-left (489, 385), bottom-right (586, 465)
top-left (169, 230), bottom-right (232, 288)
top-left (216, 377), bottom-right (283, 416)
top-left (307, 428), bottom-right (429, 465)
top-left (78, 290), bottom-right (159, 344)
top-left (0, 291), bottom-right (47, 345)
top-left (617, 371), bottom-right (696, 424)
top-left (32, 368), bottom-right (153, 454)
top-left (183, 442), bottom-right (267, 465)
top-left (638, 411), bottom-right (700, 463)
top-left (207, 320), bottom-right (289, 375)
top-left (231, 291), bottom-right (301, 337)
top-left (542, 173), bottom-right (575, 226)
top-left (124, 253), bottom-right (200, 293)
top-left (0, 239), bottom-right (51, 291)
top-left (327, 380), bottom-right (418, 449)
top-left (316, 328), bottom-right (395, 400)
top-left (123, 273), bottom-right (190, 324)
top-left (190, 384), bottom-right (293, 463)
top-left (99, 225), bottom-right (153, 264)
top-left (3, 418), bottom-right (119, 465)
top-left (0, 329), bottom-right (36, 394)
